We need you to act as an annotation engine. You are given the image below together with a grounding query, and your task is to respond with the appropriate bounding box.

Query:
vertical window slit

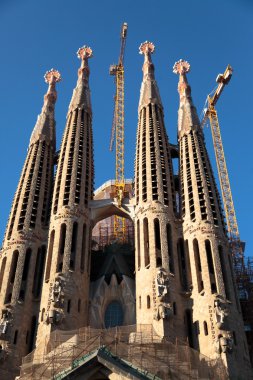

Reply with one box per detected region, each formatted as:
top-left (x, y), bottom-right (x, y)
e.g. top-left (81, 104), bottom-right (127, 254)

top-left (70, 222), bottom-right (78, 270)
top-left (80, 223), bottom-right (87, 272)
top-left (167, 224), bottom-right (174, 274)
top-left (45, 230), bottom-right (55, 281)
top-left (143, 218), bottom-right (150, 267)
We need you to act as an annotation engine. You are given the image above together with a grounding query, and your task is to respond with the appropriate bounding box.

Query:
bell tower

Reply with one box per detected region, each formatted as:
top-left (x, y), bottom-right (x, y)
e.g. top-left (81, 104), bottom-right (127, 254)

top-left (134, 42), bottom-right (185, 338)
top-left (36, 46), bottom-right (94, 344)
top-left (0, 69), bottom-right (60, 379)
top-left (173, 59), bottom-right (251, 377)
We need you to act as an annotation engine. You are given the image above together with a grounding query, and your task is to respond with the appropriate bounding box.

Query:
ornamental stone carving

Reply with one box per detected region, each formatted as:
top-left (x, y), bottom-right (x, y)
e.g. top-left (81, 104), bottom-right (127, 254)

top-left (154, 303), bottom-right (172, 321)
top-left (0, 310), bottom-right (12, 335)
top-left (214, 295), bottom-right (229, 328)
top-left (156, 268), bottom-right (171, 299)
top-left (215, 332), bottom-right (233, 354)
top-left (51, 276), bottom-right (65, 307)
top-left (46, 309), bottom-right (64, 325)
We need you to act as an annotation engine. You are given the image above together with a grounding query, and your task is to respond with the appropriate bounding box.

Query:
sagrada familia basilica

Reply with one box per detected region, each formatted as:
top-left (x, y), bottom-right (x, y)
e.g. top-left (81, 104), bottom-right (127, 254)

top-left (0, 40), bottom-right (252, 379)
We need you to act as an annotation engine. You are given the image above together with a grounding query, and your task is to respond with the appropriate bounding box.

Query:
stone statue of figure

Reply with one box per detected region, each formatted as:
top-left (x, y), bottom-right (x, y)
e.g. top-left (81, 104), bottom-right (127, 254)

top-left (52, 277), bottom-right (64, 304)
top-left (215, 332), bottom-right (233, 354)
top-left (0, 310), bottom-right (11, 334)
top-left (214, 297), bottom-right (229, 326)
top-left (154, 303), bottom-right (172, 321)
top-left (156, 268), bottom-right (170, 298)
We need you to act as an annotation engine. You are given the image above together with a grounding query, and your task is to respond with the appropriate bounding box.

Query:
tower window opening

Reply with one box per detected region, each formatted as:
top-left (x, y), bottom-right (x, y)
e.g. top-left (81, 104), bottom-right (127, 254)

top-left (137, 220), bottom-right (141, 270)
top-left (173, 302), bottom-right (177, 315)
top-left (193, 239), bottom-right (204, 292)
top-left (5, 293), bottom-right (12, 304)
top-left (10, 250), bottom-right (19, 285)
top-left (154, 219), bottom-right (161, 267)
top-left (139, 296), bottom-right (141, 309)
top-left (67, 300), bottom-right (71, 313)
top-left (80, 223), bottom-right (87, 272)
top-left (30, 141), bottom-right (46, 228)
top-left (70, 222), bottom-right (78, 270)
top-left (13, 330), bottom-right (18, 345)
top-left (84, 114), bottom-right (93, 205)
top-left (142, 108), bottom-right (147, 202)
top-left (185, 135), bottom-right (195, 221)
top-left (155, 106), bottom-right (170, 206)
top-left (203, 321), bottom-right (208, 336)
top-left (59, 223), bottom-right (67, 257)
top-left (147, 295), bottom-right (151, 309)
top-left (33, 245), bottom-right (46, 298)
top-left (205, 240), bottom-right (214, 274)
top-left (205, 240), bottom-right (217, 293)
top-left (185, 310), bottom-right (194, 349)
top-left (0, 257), bottom-right (7, 292)
top-left (63, 111), bottom-right (78, 206)
top-left (197, 134), bottom-right (221, 226)
top-left (28, 316), bottom-right (37, 354)
top-left (167, 224), bottom-right (174, 274)
top-left (41, 147), bottom-right (51, 224)
top-left (45, 230), bottom-right (55, 282)
top-left (135, 118), bottom-right (141, 204)
top-left (143, 218), bottom-right (150, 267)
top-left (218, 245), bottom-right (230, 299)
top-left (149, 106), bottom-right (158, 200)
top-left (54, 113), bottom-right (72, 214)
top-left (18, 143), bottom-right (39, 230)
top-left (75, 120), bottom-right (84, 204)
top-left (19, 248), bottom-right (32, 301)
top-left (180, 141), bottom-right (185, 217)
top-left (78, 299), bottom-right (81, 312)
top-left (177, 239), bottom-right (188, 291)
top-left (7, 150), bottom-right (32, 239)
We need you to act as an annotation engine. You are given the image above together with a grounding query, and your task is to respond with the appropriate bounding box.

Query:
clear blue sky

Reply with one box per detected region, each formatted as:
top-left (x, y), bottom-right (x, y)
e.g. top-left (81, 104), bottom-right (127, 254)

top-left (0, 0), bottom-right (252, 256)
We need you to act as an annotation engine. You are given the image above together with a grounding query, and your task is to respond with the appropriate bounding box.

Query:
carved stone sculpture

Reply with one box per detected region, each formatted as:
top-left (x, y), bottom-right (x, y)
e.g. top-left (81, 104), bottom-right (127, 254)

top-left (154, 303), bottom-right (172, 321)
top-left (51, 277), bottom-right (65, 306)
top-left (46, 309), bottom-right (64, 325)
top-left (215, 332), bottom-right (233, 354)
top-left (0, 310), bottom-right (12, 335)
top-left (214, 296), bottom-right (229, 328)
top-left (156, 268), bottom-right (170, 298)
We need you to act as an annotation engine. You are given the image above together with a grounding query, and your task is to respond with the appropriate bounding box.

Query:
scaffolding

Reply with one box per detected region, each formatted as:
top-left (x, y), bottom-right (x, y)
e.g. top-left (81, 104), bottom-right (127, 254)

top-left (19, 325), bottom-right (229, 380)
top-left (92, 223), bottom-right (134, 251)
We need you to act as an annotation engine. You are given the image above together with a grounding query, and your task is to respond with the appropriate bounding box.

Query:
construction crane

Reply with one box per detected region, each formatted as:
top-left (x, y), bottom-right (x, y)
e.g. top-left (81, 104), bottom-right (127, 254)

top-left (109, 22), bottom-right (128, 241)
top-left (201, 65), bottom-right (245, 278)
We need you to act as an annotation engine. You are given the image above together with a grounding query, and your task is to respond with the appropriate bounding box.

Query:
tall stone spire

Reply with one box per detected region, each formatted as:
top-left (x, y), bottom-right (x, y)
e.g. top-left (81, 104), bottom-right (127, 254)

top-left (0, 70), bottom-right (60, 379)
top-left (68, 46), bottom-right (92, 114)
top-left (134, 42), bottom-right (185, 338)
top-left (30, 69), bottom-right (60, 145)
top-left (173, 59), bottom-right (200, 138)
top-left (174, 60), bottom-right (251, 377)
top-left (36, 46), bottom-right (94, 345)
top-left (138, 41), bottom-right (162, 110)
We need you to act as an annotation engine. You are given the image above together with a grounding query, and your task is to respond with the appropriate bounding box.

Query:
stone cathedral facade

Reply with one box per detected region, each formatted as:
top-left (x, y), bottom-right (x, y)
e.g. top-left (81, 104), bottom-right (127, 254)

top-left (0, 42), bottom-right (252, 379)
